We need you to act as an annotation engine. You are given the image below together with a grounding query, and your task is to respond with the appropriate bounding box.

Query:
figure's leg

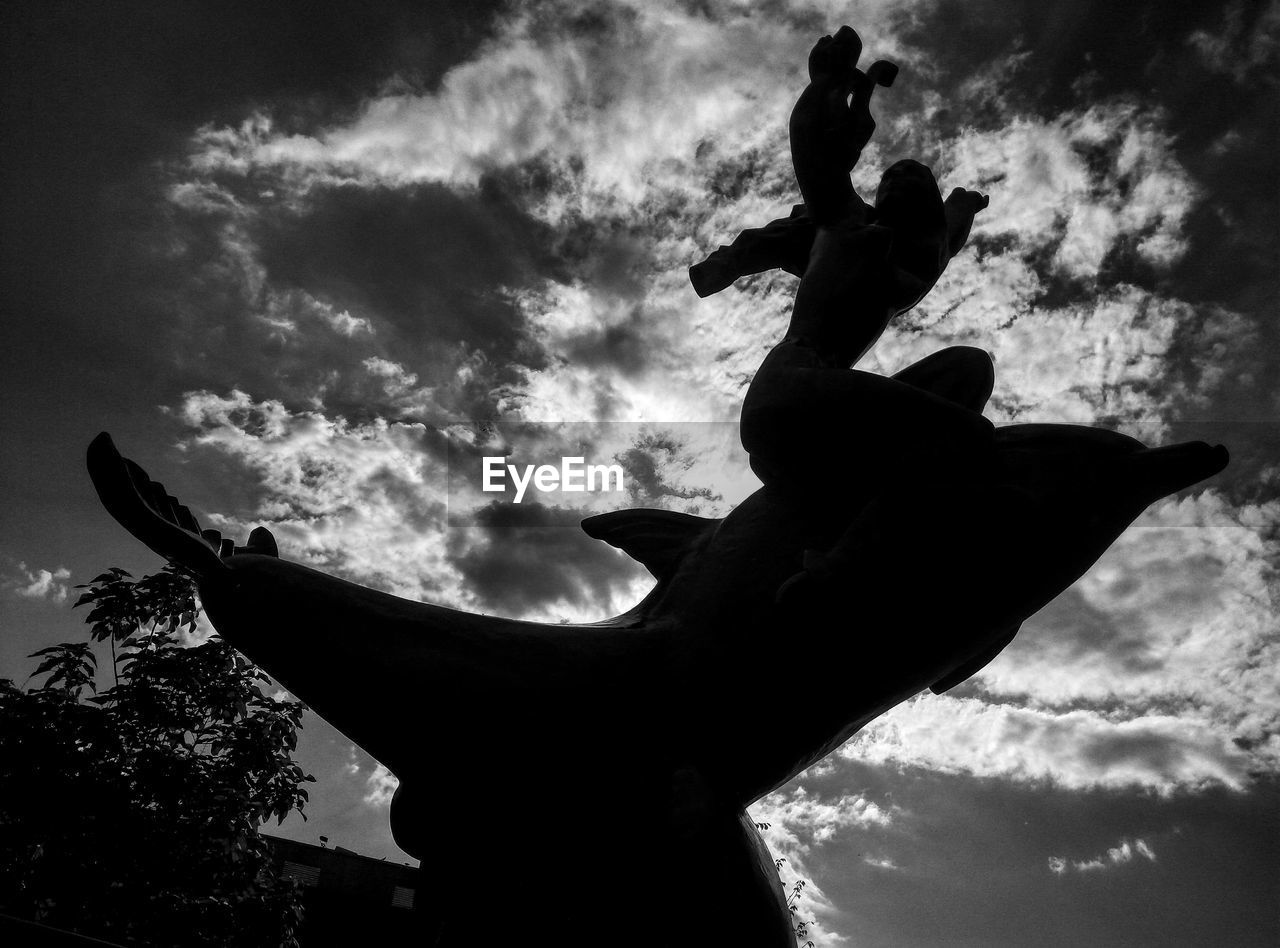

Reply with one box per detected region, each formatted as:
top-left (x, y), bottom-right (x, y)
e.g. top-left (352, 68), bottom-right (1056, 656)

top-left (742, 355), bottom-right (995, 495)
top-left (748, 219), bottom-right (994, 480)
top-left (744, 352), bottom-right (1000, 605)
top-left (891, 345), bottom-right (995, 413)
top-left (770, 350), bottom-right (1013, 607)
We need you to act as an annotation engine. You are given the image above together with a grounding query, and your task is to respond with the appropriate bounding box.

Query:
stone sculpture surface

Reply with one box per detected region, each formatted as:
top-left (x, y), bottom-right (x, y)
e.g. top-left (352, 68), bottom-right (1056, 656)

top-left (87, 25), bottom-right (1228, 947)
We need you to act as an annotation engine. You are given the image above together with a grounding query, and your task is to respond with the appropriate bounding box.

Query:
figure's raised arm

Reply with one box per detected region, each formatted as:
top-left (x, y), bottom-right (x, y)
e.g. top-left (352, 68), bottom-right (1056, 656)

top-left (789, 26), bottom-right (897, 224)
top-left (687, 26), bottom-right (897, 297)
top-left (688, 205), bottom-right (815, 298)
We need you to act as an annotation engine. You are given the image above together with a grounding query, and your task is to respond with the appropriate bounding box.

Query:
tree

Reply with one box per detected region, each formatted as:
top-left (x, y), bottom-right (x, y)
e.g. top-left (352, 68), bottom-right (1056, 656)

top-left (0, 564), bottom-right (313, 947)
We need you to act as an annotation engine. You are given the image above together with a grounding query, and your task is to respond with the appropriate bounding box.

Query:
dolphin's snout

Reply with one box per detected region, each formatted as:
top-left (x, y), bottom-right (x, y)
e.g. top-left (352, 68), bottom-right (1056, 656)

top-left (1120, 441), bottom-right (1229, 506)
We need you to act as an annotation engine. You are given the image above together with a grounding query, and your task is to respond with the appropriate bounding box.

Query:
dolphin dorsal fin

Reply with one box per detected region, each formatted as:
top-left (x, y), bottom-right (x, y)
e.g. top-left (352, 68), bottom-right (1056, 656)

top-left (581, 508), bottom-right (719, 579)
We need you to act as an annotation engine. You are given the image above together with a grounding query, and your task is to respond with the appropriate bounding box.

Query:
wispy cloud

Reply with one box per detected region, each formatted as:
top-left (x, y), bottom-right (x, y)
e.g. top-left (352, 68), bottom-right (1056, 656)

top-left (6, 563), bottom-right (72, 603)
top-left (1048, 837), bottom-right (1157, 875)
top-left (362, 763), bottom-right (399, 808)
top-left (945, 103), bottom-right (1197, 276)
top-left (1187, 1), bottom-right (1280, 85)
top-left (750, 785), bottom-right (900, 945)
top-left (956, 491), bottom-right (1280, 788)
top-left (843, 693), bottom-right (1253, 794)
top-left (155, 0), bottom-right (1256, 464)
top-left (172, 389), bottom-right (730, 619)
top-left (342, 745), bottom-right (399, 808)
top-left (175, 389), bottom-right (457, 600)
top-left (75, 18), bottom-right (1262, 925)
top-left (863, 855), bottom-right (899, 870)
top-left (151, 0), bottom-right (1275, 805)
top-left (753, 786), bottom-right (899, 855)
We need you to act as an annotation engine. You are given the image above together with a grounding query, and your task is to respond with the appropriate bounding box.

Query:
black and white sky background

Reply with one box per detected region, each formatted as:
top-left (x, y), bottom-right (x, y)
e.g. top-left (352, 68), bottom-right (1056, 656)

top-left (2, 1), bottom-right (1278, 944)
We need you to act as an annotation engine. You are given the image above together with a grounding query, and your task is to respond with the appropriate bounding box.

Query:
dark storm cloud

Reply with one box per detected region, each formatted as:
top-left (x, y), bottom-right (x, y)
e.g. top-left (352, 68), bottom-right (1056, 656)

top-left (480, 162), bottom-right (681, 380)
top-left (538, 213), bottom-right (685, 378)
top-left (0, 0), bottom-right (505, 567)
top-left (615, 433), bottom-right (722, 507)
top-left (542, 205), bottom-right (656, 301)
top-left (5, 1), bottom-right (1277, 936)
top-left (904, 1), bottom-right (1239, 114)
top-left (242, 179), bottom-right (557, 420)
top-left (446, 500), bottom-right (644, 615)
top-left (254, 183), bottom-right (553, 358)
top-left (902, 0), bottom-right (1279, 488)
top-left (2, 0), bottom-right (508, 384)
top-left (790, 762), bottom-right (1280, 948)
top-left (886, 2), bottom-right (1274, 301)
top-left (1171, 421), bottom-right (1280, 509)
top-left (560, 306), bottom-right (650, 375)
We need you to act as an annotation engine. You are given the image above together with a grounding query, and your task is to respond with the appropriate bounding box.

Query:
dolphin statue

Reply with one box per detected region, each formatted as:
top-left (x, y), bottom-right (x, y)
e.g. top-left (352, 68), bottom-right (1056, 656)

top-left (83, 22), bottom-right (1230, 946)
top-left (86, 392), bottom-right (1225, 944)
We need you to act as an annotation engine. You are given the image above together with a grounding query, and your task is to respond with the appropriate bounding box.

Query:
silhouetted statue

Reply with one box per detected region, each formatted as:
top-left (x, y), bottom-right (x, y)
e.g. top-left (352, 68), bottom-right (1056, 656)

top-left (87, 25), bottom-right (1228, 947)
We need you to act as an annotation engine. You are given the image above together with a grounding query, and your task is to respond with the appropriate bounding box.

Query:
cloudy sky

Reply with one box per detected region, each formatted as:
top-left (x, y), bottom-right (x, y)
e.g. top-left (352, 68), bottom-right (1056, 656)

top-left (2, 0), bottom-right (1278, 944)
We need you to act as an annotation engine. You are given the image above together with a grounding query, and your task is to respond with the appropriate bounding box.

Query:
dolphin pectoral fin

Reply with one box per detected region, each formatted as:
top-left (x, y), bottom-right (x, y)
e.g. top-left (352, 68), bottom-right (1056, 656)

top-left (581, 508), bottom-right (720, 579)
top-left (930, 623), bottom-right (1021, 694)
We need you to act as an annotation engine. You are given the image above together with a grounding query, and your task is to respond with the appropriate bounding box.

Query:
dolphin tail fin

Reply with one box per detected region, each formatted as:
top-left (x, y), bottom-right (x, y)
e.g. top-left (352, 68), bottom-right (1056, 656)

top-left (581, 508), bottom-right (719, 580)
top-left (87, 433), bottom-right (278, 577)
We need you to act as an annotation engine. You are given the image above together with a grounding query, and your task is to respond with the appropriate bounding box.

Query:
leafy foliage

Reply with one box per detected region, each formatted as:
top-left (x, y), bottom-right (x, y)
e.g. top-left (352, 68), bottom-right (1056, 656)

top-left (770, 855), bottom-right (816, 947)
top-left (0, 565), bottom-right (312, 947)
top-left (787, 877), bottom-right (815, 948)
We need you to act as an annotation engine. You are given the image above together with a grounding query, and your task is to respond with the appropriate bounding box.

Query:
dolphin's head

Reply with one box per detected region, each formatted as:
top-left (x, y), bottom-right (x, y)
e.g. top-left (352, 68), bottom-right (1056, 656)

top-left (996, 424), bottom-right (1228, 514)
top-left (991, 424), bottom-right (1229, 616)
